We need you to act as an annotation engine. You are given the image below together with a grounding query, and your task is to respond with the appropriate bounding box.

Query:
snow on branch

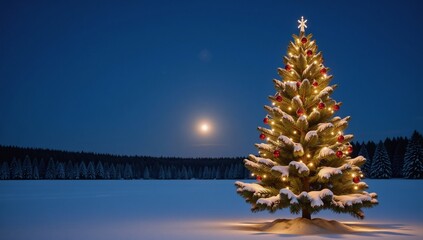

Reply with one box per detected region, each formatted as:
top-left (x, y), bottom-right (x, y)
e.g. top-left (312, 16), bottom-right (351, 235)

top-left (244, 159), bottom-right (260, 169)
top-left (257, 195), bottom-right (281, 207)
top-left (293, 143), bottom-right (304, 156)
top-left (280, 188), bottom-right (333, 207)
top-left (289, 161), bottom-right (309, 174)
top-left (317, 164), bottom-right (351, 179)
top-left (235, 181), bottom-right (267, 196)
top-left (273, 107), bottom-right (295, 124)
top-left (347, 156), bottom-right (365, 166)
top-left (271, 165), bottom-right (289, 177)
top-left (279, 135), bottom-right (294, 146)
top-left (317, 123), bottom-right (334, 132)
top-left (258, 158), bottom-right (277, 167)
top-left (305, 130), bottom-right (318, 141)
top-left (255, 143), bottom-right (273, 152)
top-left (333, 192), bottom-right (378, 208)
top-left (318, 147), bottom-right (335, 159)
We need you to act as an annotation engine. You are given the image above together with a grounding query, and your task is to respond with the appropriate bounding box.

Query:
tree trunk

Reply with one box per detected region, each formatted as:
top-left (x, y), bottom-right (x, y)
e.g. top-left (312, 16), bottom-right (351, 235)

top-left (301, 176), bottom-right (311, 219)
top-left (302, 207), bottom-right (311, 219)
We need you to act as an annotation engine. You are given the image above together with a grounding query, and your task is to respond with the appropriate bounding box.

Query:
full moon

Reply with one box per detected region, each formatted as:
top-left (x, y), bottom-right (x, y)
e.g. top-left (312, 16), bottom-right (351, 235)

top-left (200, 123), bottom-right (209, 133)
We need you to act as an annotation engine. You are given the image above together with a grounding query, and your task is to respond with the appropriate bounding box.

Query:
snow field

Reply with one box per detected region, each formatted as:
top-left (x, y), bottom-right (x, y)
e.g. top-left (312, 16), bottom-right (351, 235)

top-left (0, 179), bottom-right (422, 239)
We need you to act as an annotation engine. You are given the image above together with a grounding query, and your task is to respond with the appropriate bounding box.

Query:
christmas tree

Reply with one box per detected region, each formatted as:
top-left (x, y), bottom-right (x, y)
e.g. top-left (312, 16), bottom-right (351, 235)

top-left (235, 17), bottom-right (378, 220)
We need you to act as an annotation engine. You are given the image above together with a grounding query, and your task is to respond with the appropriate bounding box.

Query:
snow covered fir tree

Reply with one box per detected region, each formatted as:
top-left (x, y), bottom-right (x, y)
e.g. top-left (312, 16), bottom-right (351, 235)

top-left (235, 17), bottom-right (378, 220)
top-left (402, 131), bottom-right (423, 178)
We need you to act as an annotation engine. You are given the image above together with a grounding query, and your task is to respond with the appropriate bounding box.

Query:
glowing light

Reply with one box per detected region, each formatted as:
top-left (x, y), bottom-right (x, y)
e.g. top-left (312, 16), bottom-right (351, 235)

top-left (300, 160), bottom-right (303, 163)
top-left (286, 186), bottom-right (290, 189)
top-left (314, 90), bottom-right (318, 93)
top-left (272, 102), bottom-right (276, 106)
top-left (199, 122), bottom-right (211, 134)
top-left (331, 132), bottom-right (335, 135)
top-left (313, 60), bottom-right (317, 64)
top-left (293, 130), bottom-right (297, 134)
top-left (307, 154), bottom-right (311, 158)
top-left (309, 163), bottom-right (313, 166)
top-left (354, 186), bottom-right (358, 190)
top-left (271, 121), bottom-right (275, 125)
top-left (352, 173), bottom-right (356, 177)
top-left (266, 137), bottom-right (270, 141)
top-left (251, 173), bottom-right (255, 176)
top-left (282, 177), bottom-right (287, 181)
top-left (360, 174), bottom-right (364, 177)
top-left (288, 107), bottom-right (292, 111)
top-left (263, 175), bottom-right (267, 178)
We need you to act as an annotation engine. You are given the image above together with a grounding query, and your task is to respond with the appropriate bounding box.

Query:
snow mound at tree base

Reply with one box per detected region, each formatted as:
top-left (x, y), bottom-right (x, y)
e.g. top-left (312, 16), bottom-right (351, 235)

top-left (261, 217), bottom-right (355, 234)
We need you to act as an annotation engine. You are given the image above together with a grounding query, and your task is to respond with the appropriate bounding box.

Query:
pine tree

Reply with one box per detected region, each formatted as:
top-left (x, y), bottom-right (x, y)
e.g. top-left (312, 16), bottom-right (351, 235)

top-left (180, 166), bottom-right (188, 179)
top-left (358, 144), bottom-right (371, 177)
top-left (33, 165), bottom-right (39, 179)
top-left (124, 163), bottom-right (133, 179)
top-left (73, 163), bottom-right (80, 179)
top-left (235, 18), bottom-right (377, 220)
top-left (392, 137), bottom-right (407, 178)
top-left (402, 131), bottom-right (423, 179)
top-left (95, 161), bottom-right (105, 179)
top-left (370, 141), bottom-right (392, 178)
top-left (87, 161), bottom-right (96, 179)
top-left (56, 162), bottom-right (65, 179)
top-left (79, 161), bottom-right (87, 179)
top-left (143, 166), bottom-right (150, 179)
top-left (109, 164), bottom-right (117, 179)
top-left (158, 166), bottom-right (165, 179)
top-left (66, 161), bottom-right (74, 179)
top-left (45, 158), bottom-right (56, 179)
top-left (22, 155), bottom-right (33, 179)
top-left (0, 161), bottom-right (10, 180)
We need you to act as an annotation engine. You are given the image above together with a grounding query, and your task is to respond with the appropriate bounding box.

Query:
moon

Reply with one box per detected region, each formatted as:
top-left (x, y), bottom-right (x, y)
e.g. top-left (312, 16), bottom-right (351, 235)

top-left (198, 122), bottom-right (211, 135)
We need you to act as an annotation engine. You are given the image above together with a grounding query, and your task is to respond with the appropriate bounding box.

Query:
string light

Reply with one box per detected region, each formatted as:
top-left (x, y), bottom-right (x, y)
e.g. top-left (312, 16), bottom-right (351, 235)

top-left (266, 137), bottom-right (270, 141)
top-left (299, 160), bottom-right (303, 163)
top-left (251, 173), bottom-right (255, 176)
top-left (352, 173), bottom-right (356, 177)
top-left (360, 174), bottom-right (364, 178)
top-left (263, 174), bottom-right (267, 178)
top-left (306, 154), bottom-right (311, 158)
top-left (288, 107), bottom-right (292, 111)
top-left (354, 186), bottom-right (358, 190)
top-left (313, 60), bottom-right (317, 64)
top-left (331, 132), bottom-right (335, 135)
top-left (286, 186), bottom-right (290, 189)
top-left (314, 89), bottom-right (318, 93)
top-left (282, 177), bottom-right (287, 181)
top-left (308, 163), bottom-right (313, 166)
top-left (293, 130), bottom-right (297, 134)
top-left (272, 102), bottom-right (276, 106)
top-left (313, 108), bottom-right (316, 111)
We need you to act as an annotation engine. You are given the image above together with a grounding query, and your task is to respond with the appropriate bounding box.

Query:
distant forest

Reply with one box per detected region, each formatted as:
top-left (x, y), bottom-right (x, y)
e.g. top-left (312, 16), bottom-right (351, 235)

top-left (1, 131), bottom-right (422, 180)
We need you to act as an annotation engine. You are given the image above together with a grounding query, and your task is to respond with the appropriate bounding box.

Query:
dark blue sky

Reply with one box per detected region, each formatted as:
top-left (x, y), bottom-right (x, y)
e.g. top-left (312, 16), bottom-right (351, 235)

top-left (1, 0), bottom-right (422, 157)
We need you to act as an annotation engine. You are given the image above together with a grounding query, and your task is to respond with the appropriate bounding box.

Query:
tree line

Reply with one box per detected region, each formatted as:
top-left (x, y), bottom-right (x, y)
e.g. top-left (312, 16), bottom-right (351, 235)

top-left (0, 146), bottom-right (248, 180)
top-left (0, 130), bottom-right (422, 180)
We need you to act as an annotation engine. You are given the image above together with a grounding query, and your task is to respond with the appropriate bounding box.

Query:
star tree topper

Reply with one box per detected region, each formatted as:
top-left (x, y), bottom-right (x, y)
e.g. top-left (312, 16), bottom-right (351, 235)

top-left (298, 16), bottom-right (307, 32)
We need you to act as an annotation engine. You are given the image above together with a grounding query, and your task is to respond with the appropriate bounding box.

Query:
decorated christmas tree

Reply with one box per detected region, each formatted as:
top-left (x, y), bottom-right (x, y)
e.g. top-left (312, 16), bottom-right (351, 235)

top-left (235, 17), bottom-right (378, 220)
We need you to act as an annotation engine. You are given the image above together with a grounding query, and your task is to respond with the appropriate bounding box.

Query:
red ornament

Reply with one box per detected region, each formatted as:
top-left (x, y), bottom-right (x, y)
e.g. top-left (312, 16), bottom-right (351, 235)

top-left (263, 118), bottom-right (269, 124)
top-left (318, 102), bottom-right (325, 109)
top-left (336, 151), bottom-right (343, 158)
top-left (320, 68), bottom-right (327, 74)
top-left (296, 81), bottom-right (301, 88)
top-left (259, 134), bottom-right (266, 140)
top-left (312, 80), bottom-right (319, 87)
top-left (296, 108), bottom-right (304, 116)
top-left (306, 50), bottom-right (313, 56)
top-left (285, 65), bottom-right (292, 71)
top-left (353, 176), bottom-right (360, 184)
top-left (256, 175), bottom-right (262, 181)
top-left (273, 150), bottom-right (280, 158)
top-left (333, 104), bottom-right (340, 111)
top-left (347, 146), bottom-right (353, 154)
top-left (276, 95), bottom-right (283, 102)
top-left (337, 135), bottom-right (345, 143)
top-left (301, 37), bottom-right (308, 44)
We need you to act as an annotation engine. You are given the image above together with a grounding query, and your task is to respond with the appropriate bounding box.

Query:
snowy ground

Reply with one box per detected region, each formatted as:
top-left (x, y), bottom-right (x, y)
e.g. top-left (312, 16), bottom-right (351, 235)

top-left (0, 179), bottom-right (422, 240)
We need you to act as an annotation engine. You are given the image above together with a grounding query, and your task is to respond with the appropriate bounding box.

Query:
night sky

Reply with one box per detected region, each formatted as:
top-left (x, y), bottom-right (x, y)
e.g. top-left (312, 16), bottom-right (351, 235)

top-left (1, 0), bottom-right (422, 157)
